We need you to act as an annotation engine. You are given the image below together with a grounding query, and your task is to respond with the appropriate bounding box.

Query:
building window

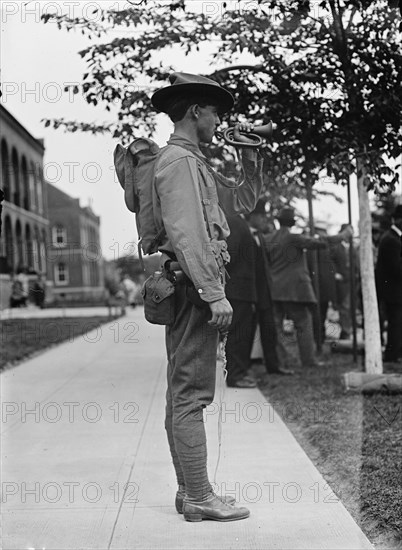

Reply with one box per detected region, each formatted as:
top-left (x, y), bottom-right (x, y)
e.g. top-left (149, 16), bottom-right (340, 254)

top-left (55, 262), bottom-right (68, 285)
top-left (52, 225), bottom-right (67, 247)
top-left (1, 140), bottom-right (10, 201)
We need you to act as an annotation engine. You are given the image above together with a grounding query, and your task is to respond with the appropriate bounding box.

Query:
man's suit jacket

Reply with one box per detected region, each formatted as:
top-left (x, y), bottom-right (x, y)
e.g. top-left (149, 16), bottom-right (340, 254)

top-left (264, 227), bottom-right (329, 303)
top-left (307, 245), bottom-right (336, 303)
top-left (331, 241), bottom-right (349, 278)
top-left (225, 216), bottom-right (257, 303)
top-left (375, 228), bottom-right (402, 305)
top-left (253, 232), bottom-right (273, 310)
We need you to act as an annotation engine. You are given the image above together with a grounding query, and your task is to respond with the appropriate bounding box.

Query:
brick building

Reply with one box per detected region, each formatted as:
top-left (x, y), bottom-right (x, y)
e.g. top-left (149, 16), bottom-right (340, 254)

top-left (46, 183), bottom-right (104, 304)
top-left (0, 105), bottom-right (105, 309)
top-left (0, 105), bottom-right (49, 308)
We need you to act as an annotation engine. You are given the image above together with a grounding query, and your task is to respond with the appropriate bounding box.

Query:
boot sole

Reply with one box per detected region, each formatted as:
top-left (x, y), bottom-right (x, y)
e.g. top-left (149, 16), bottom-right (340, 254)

top-left (183, 511), bottom-right (250, 522)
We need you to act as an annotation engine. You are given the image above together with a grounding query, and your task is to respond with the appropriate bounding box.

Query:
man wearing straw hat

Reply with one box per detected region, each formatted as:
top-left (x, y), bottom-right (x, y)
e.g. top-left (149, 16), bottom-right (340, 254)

top-left (151, 72), bottom-right (264, 522)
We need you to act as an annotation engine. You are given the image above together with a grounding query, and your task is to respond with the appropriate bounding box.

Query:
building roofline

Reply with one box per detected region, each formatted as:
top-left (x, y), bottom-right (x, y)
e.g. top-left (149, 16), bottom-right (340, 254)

top-left (47, 181), bottom-right (80, 205)
top-left (46, 181), bottom-right (100, 221)
top-left (0, 104), bottom-right (45, 152)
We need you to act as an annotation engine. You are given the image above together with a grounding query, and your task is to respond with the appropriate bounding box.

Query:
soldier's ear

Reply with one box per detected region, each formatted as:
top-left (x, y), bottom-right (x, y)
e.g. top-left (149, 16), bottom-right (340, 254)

top-left (190, 104), bottom-right (200, 119)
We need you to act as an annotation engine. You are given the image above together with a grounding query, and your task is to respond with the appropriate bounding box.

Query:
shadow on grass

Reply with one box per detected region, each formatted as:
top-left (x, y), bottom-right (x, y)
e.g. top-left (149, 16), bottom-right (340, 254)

top-left (257, 344), bottom-right (402, 550)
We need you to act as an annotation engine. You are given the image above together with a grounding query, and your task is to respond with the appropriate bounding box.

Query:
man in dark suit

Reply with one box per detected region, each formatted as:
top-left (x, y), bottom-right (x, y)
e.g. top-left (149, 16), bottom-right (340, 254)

top-left (307, 224), bottom-right (337, 345)
top-left (225, 215), bottom-right (258, 387)
top-left (331, 223), bottom-right (355, 339)
top-left (375, 204), bottom-right (402, 363)
top-left (265, 207), bottom-right (353, 369)
top-left (245, 201), bottom-right (294, 376)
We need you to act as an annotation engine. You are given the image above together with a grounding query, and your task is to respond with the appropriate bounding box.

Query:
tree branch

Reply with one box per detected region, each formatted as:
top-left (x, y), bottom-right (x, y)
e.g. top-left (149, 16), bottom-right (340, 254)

top-left (211, 64), bottom-right (266, 76)
top-left (346, 6), bottom-right (357, 30)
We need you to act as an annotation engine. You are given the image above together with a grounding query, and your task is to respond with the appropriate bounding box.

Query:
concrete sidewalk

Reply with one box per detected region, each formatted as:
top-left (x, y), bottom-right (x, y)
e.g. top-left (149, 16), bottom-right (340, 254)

top-left (1, 308), bottom-right (373, 549)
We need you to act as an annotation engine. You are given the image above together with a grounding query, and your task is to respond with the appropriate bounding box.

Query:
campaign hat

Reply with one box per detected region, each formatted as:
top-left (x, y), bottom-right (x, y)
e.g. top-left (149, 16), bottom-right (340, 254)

top-left (276, 206), bottom-right (296, 225)
top-left (151, 72), bottom-right (234, 114)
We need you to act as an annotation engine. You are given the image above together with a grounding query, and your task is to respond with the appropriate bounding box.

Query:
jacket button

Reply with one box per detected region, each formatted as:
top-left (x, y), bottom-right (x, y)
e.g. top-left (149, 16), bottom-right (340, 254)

top-left (198, 289), bottom-right (203, 294)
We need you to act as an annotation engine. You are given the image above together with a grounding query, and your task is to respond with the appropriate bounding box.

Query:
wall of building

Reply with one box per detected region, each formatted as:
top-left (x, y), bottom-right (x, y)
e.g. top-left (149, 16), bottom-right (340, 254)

top-left (46, 183), bottom-right (105, 305)
top-left (0, 105), bottom-right (105, 309)
top-left (0, 106), bottom-right (49, 277)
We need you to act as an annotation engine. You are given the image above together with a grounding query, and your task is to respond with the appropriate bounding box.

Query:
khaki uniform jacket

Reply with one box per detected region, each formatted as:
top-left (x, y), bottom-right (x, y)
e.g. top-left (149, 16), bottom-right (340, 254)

top-left (153, 134), bottom-right (263, 303)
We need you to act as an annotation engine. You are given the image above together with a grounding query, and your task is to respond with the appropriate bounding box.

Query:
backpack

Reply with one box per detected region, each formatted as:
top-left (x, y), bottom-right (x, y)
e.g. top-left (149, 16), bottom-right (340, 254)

top-left (114, 138), bottom-right (165, 256)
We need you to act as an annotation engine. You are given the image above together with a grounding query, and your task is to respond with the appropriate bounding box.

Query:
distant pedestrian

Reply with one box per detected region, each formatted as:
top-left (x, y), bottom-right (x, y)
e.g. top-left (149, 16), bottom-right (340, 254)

top-left (375, 204), bottom-right (402, 363)
top-left (10, 269), bottom-right (28, 308)
top-left (121, 274), bottom-right (139, 308)
top-left (32, 273), bottom-right (46, 309)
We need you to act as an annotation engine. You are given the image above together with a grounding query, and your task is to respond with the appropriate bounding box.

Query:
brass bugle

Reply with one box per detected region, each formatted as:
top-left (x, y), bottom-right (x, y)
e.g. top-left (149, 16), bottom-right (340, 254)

top-left (215, 121), bottom-right (273, 148)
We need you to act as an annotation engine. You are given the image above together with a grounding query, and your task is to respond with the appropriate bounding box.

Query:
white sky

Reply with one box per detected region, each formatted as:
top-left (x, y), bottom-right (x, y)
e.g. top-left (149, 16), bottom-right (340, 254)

top-left (2, 0), bottom-right (399, 258)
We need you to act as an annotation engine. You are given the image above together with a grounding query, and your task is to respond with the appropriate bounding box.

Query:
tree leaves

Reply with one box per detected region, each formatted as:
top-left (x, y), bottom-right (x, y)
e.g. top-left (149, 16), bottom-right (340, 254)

top-left (41, 0), bottom-right (401, 195)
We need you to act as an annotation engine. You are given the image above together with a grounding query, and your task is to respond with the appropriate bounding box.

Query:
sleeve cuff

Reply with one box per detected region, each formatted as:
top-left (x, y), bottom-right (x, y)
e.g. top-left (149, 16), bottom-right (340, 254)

top-left (195, 281), bottom-right (226, 303)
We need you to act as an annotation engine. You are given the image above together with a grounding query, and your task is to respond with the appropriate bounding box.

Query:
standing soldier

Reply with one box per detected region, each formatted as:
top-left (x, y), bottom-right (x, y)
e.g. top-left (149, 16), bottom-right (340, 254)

top-left (150, 72), bottom-right (264, 522)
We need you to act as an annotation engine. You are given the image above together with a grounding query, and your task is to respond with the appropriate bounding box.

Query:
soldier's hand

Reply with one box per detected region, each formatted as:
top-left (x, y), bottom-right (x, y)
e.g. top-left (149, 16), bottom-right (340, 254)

top-left (208, 297), bottom-right (233, 332)
top-left (233, 122), bottom-right (255, 145)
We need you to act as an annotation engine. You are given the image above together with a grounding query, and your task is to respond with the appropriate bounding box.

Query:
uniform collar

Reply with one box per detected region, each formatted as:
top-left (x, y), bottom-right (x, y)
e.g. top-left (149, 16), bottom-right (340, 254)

top-left (167, 133), bottom-right (203, 155)
top-left (391, 224), bottom-right (402, 237)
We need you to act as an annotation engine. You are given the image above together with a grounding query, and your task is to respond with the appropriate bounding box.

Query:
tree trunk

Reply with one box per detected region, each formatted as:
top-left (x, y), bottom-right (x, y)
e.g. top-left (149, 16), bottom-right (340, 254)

top-left (356, 160), bottom-right (383, 373)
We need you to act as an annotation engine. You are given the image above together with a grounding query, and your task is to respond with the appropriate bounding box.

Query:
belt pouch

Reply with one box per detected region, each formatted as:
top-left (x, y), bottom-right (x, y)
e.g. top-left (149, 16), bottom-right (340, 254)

top-left (141, 271), bottom-right (175, 325)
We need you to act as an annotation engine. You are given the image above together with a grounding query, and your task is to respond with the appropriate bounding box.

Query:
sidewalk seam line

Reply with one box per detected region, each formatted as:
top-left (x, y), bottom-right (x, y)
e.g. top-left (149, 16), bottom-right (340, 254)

top-left (107, 356), bottom-right (165, 549)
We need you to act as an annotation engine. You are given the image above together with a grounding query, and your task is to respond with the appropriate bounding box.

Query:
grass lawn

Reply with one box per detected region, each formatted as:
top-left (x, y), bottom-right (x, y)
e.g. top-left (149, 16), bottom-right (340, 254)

top-left (0, 316), bottom-right (118, 370)
top-left (257, 344), bottom-right (402, 549)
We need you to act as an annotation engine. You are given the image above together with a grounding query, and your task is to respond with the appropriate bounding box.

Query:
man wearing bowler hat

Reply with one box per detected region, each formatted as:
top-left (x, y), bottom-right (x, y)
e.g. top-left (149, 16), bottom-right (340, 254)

top-left (150, 72), bottom-right (264, 521)
top-left (265, 207), bottom-right (353, 370)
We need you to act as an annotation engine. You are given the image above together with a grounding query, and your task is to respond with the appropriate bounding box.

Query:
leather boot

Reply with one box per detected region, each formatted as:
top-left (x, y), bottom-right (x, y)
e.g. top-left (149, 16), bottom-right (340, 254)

top-left (182, 493), bottom-right (250, 522)
top-left (175, 485), bottom-right (236, 514)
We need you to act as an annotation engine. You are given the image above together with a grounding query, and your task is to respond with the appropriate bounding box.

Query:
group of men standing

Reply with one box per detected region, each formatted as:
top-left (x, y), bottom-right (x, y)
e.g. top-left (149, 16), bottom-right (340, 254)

top-left (224, 201), bottom-right (354, 388)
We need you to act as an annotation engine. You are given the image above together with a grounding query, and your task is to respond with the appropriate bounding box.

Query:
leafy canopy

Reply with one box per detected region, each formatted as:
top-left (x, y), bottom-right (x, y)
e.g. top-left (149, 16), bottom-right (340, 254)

top-left (42, 0), bottom-right (402, 197)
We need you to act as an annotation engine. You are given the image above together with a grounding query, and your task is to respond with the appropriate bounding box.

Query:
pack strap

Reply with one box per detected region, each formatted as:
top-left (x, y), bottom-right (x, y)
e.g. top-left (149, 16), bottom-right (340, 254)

top-left (138, 226), bottom-right (166, 273)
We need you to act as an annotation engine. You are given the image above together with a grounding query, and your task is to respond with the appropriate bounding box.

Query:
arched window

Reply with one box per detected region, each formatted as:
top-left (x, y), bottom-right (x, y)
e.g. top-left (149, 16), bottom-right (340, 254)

top-left (25, 224), bottom-right (33, 270)
top-left (15, 219), bottom-right (24, 269)
top-left (37, 167), bottom-right (44, 215)
top-left (1, 140), bottom-right (11, 202)
top-left (55, 262), bottom-right (68, 285)
top-left (4, 216), bottom-right (14, 273)
top-left (40, 229), bottom-right (47, 274)
top-left (11, 148), bottom-right (20, 206)
top-left (33, 226), bottom-right (40, 273)
top-left (21, 156), bottom-right (30, 211)
top-left (52, 225), bottom-right (67, 247)
top-left (29, 162), bottom-right (37, 211)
